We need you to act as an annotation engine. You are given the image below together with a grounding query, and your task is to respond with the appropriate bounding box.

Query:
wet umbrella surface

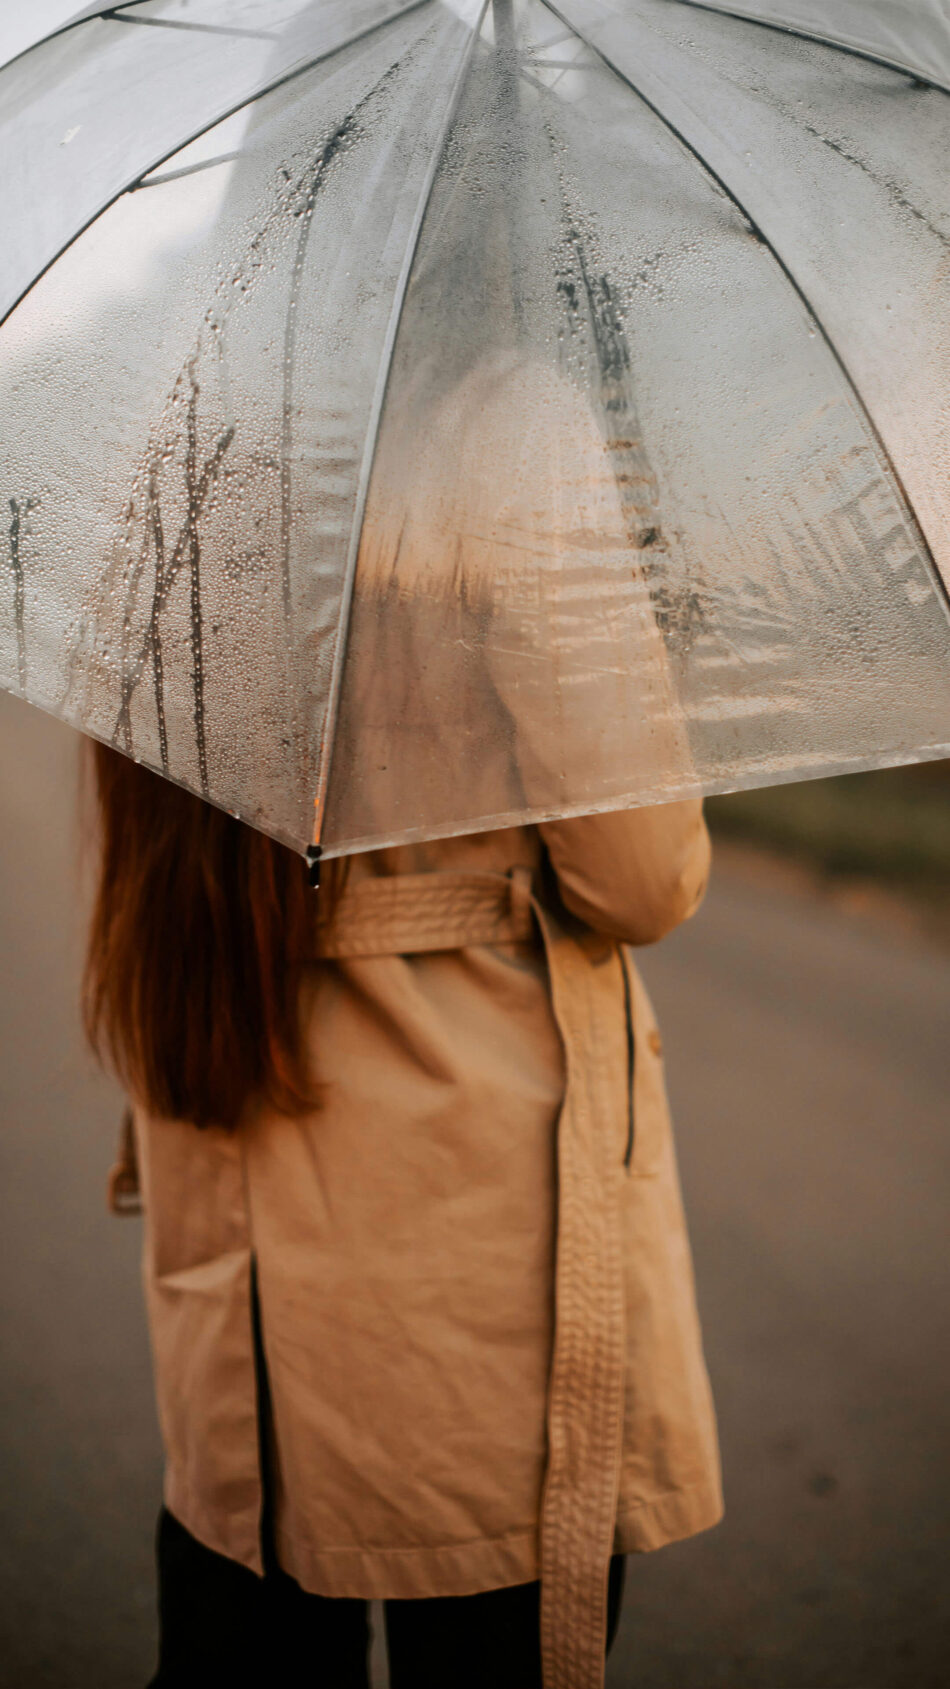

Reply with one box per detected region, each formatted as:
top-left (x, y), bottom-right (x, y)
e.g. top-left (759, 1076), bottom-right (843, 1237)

top-left (1, 0), bottom-right (950, 857)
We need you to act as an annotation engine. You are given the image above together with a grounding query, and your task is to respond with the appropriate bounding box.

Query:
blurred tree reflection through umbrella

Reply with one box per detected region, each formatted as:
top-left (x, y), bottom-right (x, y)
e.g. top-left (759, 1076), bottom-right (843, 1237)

top-left (1, 0), bottom-right (950, 860)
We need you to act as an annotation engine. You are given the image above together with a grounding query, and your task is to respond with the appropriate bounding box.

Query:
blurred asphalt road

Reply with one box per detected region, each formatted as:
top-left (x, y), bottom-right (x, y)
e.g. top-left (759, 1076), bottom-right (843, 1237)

top-left (1, 689), bottom-right (948, 1689)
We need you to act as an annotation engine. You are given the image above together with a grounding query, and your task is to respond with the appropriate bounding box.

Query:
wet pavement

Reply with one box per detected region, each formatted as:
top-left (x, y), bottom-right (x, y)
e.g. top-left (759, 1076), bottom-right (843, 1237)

top-left (1, 690), bottom-right (948, 1688)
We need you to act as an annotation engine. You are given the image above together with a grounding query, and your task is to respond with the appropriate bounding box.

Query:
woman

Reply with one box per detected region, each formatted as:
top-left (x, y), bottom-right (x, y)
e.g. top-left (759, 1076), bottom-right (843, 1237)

top-left (87, 754), bottom-right (721, 1689)
top-left (87, 278), bottom-right (722, 1685)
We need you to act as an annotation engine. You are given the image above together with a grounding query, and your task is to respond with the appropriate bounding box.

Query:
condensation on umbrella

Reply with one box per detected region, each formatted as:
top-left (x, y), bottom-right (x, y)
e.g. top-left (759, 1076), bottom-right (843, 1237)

top-left (1, 0), bottom-right (950, 869)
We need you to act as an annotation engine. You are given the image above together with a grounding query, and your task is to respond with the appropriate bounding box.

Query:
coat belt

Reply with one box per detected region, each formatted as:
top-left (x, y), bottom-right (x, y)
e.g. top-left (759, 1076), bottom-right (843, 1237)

top-left (312, 868), bottom-right (536, 958)
top-left (315, 868), bottom-right (627, 1689)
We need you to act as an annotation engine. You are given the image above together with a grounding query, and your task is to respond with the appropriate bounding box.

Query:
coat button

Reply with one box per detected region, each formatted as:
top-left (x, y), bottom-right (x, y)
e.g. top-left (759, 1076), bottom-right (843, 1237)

top-left (647, 1028), bottom-right (663, 1057)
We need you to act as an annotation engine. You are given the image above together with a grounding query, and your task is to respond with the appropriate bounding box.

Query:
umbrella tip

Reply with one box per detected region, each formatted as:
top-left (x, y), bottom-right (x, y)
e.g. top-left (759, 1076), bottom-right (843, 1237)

top-left (305, 844), bottom-right (323, 891)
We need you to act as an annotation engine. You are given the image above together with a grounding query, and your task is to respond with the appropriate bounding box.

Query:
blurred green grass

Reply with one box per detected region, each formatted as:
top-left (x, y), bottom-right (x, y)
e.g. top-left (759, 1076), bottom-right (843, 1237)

top-left (705, 760), bottom-right (950, 908)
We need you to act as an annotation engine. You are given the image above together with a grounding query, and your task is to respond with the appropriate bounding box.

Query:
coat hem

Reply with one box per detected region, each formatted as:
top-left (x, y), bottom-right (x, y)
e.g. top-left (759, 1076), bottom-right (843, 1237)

top-left (165, 1470), bottom-right (264, 1578)
top-left (614, 1475), bottom-right (724, 1555)
top-left (275, 1474), bottom-right (724, 1600)
top-left (162, 1473), bottom-right (723, 1596)
top-left (275, 1521), bottom-right (541, 1600)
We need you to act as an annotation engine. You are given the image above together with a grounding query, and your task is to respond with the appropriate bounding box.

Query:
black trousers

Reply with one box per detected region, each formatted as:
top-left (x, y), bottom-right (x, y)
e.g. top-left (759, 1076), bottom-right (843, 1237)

top-left (150, 1508), bottom-right (626, 1689)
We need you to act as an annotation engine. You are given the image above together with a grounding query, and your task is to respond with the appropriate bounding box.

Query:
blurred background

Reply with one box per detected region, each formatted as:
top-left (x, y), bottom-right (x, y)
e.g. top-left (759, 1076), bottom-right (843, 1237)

top-left (707, 763), bottom-right (950, 941)
top-left (1, 689), bottom-right (948, 1688)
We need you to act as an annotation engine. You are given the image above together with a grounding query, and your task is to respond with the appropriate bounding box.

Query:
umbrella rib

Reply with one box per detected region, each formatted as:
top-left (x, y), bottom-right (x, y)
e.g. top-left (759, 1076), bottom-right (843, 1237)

top-left (0, 0), bottom-right (435, 335)
top-left (670, 1), bottom-right (948, 97)
top-left (105, 13), bottom-right (277, 40)
top-left (133, 152), bottom-right (242, 190)
top-left (309, 0), bottom-right (491, 853)
top-left (538, 0), bottom-right (950, 622)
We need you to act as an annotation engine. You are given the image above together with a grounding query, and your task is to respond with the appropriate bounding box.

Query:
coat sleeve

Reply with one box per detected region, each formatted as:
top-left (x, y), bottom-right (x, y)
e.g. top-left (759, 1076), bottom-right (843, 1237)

top-left (539, 800), bottom-right (711, 947)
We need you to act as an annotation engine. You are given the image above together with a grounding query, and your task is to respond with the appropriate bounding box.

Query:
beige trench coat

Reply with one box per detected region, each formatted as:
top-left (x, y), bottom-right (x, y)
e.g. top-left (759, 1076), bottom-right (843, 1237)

top-left (131, 801), bottom-right (722, 1689)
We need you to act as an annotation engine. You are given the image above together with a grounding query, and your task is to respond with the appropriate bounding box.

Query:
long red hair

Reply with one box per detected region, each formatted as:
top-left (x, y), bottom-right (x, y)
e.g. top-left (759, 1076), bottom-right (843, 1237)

top-left (83, 743), bottom-right (329, 1128)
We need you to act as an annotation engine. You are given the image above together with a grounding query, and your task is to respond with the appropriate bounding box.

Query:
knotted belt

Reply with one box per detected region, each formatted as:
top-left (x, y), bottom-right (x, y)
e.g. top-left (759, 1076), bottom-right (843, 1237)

top-left (317, 868), bottom-right (628, 1689)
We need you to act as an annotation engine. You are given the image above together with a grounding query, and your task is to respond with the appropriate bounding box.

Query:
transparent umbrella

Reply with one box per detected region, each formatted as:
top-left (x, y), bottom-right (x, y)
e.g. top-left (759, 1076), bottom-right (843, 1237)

top-left (2, 0), bottom-right (949, 866)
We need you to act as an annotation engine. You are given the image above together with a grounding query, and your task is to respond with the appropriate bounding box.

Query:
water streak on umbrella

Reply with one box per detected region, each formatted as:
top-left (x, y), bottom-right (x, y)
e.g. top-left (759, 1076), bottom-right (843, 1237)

top-left (6, 495), bottom-right (36, 693)
top-left (789, 116), bottom-right (950, 250)
top-left (280, 104), bottom-right (362, 623)
top-left (555, 204), bottom-right (705, 657)
top-left (145, 466), bottom-right (169, 773)
top-left (113, 469), bottom-right (167, 768)
top-left (112, 402), bottom-right (234, 771)
top-left (183, 362), bottom-right (210, 796)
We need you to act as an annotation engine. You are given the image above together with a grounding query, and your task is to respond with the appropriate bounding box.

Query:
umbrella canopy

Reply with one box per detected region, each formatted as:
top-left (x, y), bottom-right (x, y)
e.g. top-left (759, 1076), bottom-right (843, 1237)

top-left (1, 0), bottom-right (949, 858)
